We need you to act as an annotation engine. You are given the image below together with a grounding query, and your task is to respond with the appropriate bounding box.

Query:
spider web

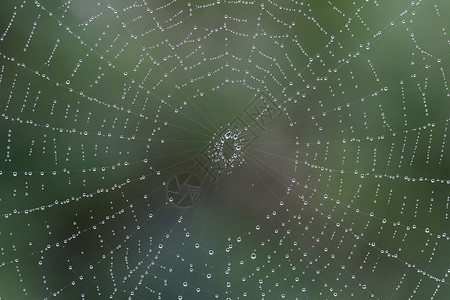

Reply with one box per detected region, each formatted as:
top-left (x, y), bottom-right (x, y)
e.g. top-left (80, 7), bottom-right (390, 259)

top-left (0, 0), bottom-right (449, 299)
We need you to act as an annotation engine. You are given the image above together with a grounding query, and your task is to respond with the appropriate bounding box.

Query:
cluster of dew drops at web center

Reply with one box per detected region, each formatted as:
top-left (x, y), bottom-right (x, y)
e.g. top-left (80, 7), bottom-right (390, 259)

top-left (0, 0), bottom-right (449, 299)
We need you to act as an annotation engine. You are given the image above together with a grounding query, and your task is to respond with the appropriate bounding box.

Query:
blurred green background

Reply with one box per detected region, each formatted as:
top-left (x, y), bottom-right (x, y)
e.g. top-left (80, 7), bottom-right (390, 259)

top-left (0, 0), bottom-right (449, 299)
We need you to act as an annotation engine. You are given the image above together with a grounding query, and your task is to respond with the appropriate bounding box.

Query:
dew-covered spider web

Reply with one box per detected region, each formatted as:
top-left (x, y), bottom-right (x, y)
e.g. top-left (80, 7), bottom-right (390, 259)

top-left (0, 0), bottom-right (449, 299)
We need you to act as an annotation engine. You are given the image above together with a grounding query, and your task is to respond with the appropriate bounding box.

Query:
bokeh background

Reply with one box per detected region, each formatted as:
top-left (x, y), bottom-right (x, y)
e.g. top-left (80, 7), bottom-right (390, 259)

top-left (0, 0), bottom-right (449, 299)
